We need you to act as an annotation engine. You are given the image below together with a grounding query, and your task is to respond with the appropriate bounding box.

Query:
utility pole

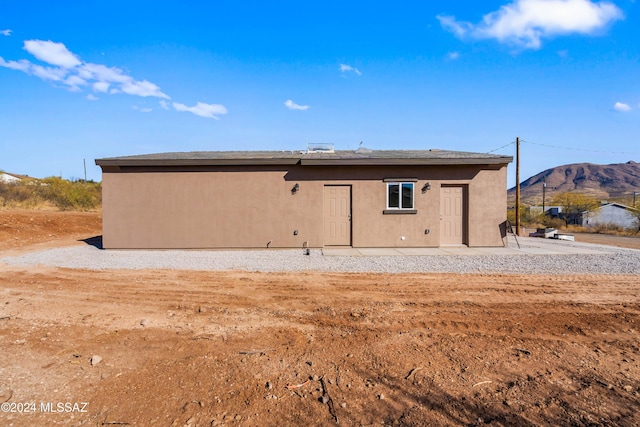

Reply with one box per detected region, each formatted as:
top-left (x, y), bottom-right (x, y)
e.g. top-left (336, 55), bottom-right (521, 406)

top-left (542, 176), bottom-right (547, 215)
top-left (515, 137), bottom-right (521, 236)
top-left (634, 191), bottom-right (638, 208)
top-left (83, 158), bottom-right (87, 181)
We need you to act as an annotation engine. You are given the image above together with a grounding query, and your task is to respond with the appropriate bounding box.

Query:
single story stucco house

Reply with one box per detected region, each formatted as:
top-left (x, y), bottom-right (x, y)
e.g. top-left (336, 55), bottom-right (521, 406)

top-left (95, 148), bottom-right (512, 249)
top-left (582, 202), bottom-right (639, 229)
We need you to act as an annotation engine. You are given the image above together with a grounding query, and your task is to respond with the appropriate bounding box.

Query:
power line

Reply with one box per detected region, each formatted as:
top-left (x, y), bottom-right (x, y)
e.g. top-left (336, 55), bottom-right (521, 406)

top-left (521, 140), bottom-right (640, 155)
top-left (486, 139), bottom-right (640, 156)
top-left (487, 141), bottom-right (516, 154)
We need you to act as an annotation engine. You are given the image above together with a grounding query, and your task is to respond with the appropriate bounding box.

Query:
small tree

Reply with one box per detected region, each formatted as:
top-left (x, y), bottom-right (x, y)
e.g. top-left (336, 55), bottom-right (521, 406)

top-left (551, 192), bottom-right (599, 226)
top-left (631, 208), bottom-right (640, 234)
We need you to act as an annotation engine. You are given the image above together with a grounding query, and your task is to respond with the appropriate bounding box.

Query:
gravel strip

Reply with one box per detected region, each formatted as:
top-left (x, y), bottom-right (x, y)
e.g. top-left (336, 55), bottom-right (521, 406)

top-left (1, 236), bottom-right (639, 274)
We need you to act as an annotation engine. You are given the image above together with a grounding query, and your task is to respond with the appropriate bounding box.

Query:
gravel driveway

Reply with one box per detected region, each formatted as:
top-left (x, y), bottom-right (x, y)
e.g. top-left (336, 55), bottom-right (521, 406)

top-left (2, 236), bottom-right (639, 274)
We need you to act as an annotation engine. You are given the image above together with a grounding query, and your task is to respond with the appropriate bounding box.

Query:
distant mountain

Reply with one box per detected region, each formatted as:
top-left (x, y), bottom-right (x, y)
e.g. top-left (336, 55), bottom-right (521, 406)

top-left (508, 161), bottom-right (640, 204)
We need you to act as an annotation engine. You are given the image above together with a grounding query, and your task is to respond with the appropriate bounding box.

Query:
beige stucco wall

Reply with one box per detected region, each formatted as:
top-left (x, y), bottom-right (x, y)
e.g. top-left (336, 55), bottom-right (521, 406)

top-left (467, 166), bottom-right (508, 247)
top-left (101, 164), bottom-right (508, 249)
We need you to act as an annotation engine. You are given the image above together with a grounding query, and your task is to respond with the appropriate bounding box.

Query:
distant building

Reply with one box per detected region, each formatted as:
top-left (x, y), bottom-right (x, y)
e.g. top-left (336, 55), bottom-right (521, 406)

top-left (582, 203), bottom-right (638, 229)
top-left (528, 205), bottom-right (562, 217)
top-left (529, 205), bottom-right (586, 225)
top-left (547, 206), bottom-right (584, 225)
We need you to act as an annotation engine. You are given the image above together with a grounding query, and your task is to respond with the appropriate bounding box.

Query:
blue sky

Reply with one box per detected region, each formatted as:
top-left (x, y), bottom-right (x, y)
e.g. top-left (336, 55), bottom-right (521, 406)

top-left (1, 0), bottom-right (639, 186)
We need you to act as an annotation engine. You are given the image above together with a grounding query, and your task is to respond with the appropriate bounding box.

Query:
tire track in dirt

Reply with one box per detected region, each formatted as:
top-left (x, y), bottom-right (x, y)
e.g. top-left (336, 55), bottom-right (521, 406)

top-left (1, 266), bottom-right (639, 426)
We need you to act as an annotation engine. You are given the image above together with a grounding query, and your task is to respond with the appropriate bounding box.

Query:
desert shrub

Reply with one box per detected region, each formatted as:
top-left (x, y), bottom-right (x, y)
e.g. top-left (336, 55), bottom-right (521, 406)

top-left (39, 177), bottom-right (101, 211)
top-left (589, 222), bottom-right (625, 235)
top-left (565, 224), bottom-right (588, 233)
top-left (569, 222), bottom-right (639, 236)
top-left (521, 208), bottom-right (542, 226)
top-left (0, 181), bottom-right (42, 208)
top-left (543, 217), bottom-right (565, 230)
top-left (506, 205), bottom-right (529, 225)
top-left (1, 178), bottom-right (101, 210)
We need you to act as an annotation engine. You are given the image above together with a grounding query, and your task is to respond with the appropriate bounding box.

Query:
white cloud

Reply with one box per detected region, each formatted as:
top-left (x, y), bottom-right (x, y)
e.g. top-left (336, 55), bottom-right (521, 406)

top-left (1, 29), bottom-right (11, 36)
top-left (340, 63), bottom-right (362, 76)
top-left (92, 81), bottom-right (110, 93)
top-left (0, 57), bottom-right (69, 82)
top-left (30, 64), bottom-right (68, 82)
top-left (64, 75), bottom-right (87, 91)
top-left (285, 99), bottom-right (310, 111)
top-left (120, 79), bottom-right (169, 99)
top-left (438, 16), bottom-right (470, 38)
top-left (447, 51), bottom-right (461, 60)
top-left (24, 40), bottom-right (81, 68)
top-left (2, 40), bottom-right (171, 98)
top-left (438, 0), bottom-right (624, 49)
top-left (2, 37), bottom-right (227, 120)
top-left (80, 63), bottom-right (169, 98)
top-left (132, 105), bottom-right (152, 113)
top-left (613, 102), bottom-right (631, 112)
top-left (173, 101), bottom-right (228, 119)
top-left (0, 57), bottom-right (31, 72)
top-left (79, 63), bottom-right (131, 83)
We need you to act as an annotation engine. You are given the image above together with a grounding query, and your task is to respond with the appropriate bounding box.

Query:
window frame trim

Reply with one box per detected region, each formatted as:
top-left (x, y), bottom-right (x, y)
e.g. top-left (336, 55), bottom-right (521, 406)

top-left (386, 181), bottom-right (415, 210)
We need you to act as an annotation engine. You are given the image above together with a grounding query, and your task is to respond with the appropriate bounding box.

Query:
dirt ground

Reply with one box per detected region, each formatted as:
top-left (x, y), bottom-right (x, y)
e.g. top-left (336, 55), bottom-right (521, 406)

top-left (572, 232), bottom-right (640, 250)
top-left (0, 210), bottom-right (639, 426)
top-left (522, 227), bottom-right (640, 251)
top-left (0, 210), bottom-right (102, 253)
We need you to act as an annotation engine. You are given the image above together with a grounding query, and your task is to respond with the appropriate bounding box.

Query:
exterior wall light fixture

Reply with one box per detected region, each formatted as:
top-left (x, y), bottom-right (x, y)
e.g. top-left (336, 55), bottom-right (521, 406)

top-left (291, 183), bottom-right (300, 194)
top-left (421, 182), bottom-right (431, 193)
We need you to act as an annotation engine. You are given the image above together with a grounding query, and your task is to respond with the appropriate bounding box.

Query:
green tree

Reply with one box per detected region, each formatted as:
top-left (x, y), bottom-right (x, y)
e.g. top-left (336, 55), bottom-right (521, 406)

top-left (551, 192), bottom-right (599, 225)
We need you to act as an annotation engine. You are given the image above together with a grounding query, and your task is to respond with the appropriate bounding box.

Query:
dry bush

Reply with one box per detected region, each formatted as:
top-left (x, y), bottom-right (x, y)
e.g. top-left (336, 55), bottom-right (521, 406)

top-left (568, 222), bottom-right (639, 236)
top-left (589, 222), bottom-right (624, 234)
top-left (543, 217), bottom-right (566, 230)
top-left (0, 178), bottom-right (101, 211)
top-left (0, 182), bottom-right (43, 208)
top-left (39, 177), bottom-right (101, 211)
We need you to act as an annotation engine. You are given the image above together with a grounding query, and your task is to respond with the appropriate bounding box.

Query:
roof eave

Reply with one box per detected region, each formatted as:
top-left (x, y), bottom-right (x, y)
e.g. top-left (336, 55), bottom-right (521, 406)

top-left (95, 158), bottom-right (301, 167)
top-left (299, 157), bottom-right (512, 166)
top-left (95, 155), bottom-right (513, 168)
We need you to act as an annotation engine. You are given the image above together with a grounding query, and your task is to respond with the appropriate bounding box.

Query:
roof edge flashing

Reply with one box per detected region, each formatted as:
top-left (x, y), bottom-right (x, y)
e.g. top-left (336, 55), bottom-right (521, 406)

top-left (95, 150), bottom-right (513, 168)
top-left (95, 158), bottom-right (301, 167)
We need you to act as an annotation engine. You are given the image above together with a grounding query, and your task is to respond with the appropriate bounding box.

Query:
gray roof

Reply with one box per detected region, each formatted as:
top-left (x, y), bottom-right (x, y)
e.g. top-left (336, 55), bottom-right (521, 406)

top-left (95, 149), bottom-right (513, 167)
top-left (582, 202), bottom-right (638, 213)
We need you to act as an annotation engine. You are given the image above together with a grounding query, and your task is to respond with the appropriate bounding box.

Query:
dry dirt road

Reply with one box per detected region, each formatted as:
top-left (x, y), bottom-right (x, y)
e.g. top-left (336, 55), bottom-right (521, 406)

top-left (572, 232), bottom-right (640, 250)
top-left (0, 210), bottom-right (639, 426)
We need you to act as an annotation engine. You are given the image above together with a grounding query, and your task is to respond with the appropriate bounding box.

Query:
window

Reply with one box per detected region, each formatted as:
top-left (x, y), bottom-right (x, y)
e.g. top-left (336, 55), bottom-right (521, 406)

top-left (387, 182), bottom-right (414, 210)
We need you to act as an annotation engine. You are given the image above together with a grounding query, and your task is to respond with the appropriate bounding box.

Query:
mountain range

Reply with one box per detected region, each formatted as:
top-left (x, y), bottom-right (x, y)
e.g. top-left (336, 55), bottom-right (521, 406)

top-left (508, 161), bottom-right (640, 205)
